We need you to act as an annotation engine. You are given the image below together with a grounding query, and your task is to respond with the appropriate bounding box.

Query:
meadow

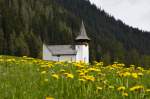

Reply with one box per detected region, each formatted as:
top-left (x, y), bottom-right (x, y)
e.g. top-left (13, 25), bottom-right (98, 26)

top-left (0, 55), bottom-right (150, 99)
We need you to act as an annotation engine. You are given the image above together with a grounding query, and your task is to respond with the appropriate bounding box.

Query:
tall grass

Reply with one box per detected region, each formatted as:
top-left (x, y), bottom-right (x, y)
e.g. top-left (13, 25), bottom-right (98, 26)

top-left (0, 55), bottom-right (150, 99)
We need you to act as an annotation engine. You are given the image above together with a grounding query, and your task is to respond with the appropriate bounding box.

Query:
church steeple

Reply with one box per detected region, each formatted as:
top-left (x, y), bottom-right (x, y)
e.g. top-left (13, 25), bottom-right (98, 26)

top-left (75, 21), bottom-right (90, 42)
top-left (75, 21), bottom-right (90, 63)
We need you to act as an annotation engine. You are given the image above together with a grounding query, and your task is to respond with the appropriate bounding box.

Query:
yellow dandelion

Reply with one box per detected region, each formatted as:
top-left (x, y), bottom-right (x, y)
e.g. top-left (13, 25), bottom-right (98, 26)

top-left (47, 64), bottom-right (53, 68)
top-left (41, 65), bottom-right (48, 68)
top-left (97, 86), bottom-right (103, 90)
top-left (117, 86), bottom-right (126, 91)
top-left (129, 85), bottom-right (144, 92)
top-left (137, 67), bottom-right (144, 71)
top-left (137, 72), bottom-right (143, 76)
top-left (122, 92), bottom-right (128, 96)
top-left (64, 73), bottom-right (74, 79)
top-left (79, 78), bottom-right (86, 82)
top-left (46, 96), bottom-right (54, 99)
top-left (83, 75), bottom-right (95, 82)
top-left (67, 74), bottom-right (74, 78)
top-left (130, 64), bottom-right (135, 67)
top-left (114, 61), bottom-right (118, 64)
top-left (23, 56), bottom-right (27, 58)
top-left (123, 72), bottom-right (131, 77)
top-left (60, 69), bottom-right (66, 72)
top-left (146, 89), bottom-right (150, 92)
top-left (79, 72), bottom-right (85, 76)
top-left (41, 71), bottom-right (46, 74)
top-left (131, 73), bottom-right (138, 79)
top-left (51, 74), bottom-right (59, 79)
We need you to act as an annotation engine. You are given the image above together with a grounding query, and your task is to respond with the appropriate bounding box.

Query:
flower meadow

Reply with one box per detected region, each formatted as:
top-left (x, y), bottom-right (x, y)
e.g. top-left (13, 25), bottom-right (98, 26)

top-left (0, 55), bottom-right (150, 99)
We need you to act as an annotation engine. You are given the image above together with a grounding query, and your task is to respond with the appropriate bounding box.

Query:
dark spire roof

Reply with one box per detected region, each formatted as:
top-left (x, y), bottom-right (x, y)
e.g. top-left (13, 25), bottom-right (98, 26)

top-left (75, 21), bottom-right (90, 41)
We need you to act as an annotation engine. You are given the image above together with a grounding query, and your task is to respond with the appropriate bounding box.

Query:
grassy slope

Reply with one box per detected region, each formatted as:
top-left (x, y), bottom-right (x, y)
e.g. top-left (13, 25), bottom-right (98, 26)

top-left (0, 55), bottom-right (150, 99)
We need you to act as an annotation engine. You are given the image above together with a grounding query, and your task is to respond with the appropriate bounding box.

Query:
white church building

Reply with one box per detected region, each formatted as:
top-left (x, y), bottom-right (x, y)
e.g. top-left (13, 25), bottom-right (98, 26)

top-left (43, 21), bottom-right (90, 63)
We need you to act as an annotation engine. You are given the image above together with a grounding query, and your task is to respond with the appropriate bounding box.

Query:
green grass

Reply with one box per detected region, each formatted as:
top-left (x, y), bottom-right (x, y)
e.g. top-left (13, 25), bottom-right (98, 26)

top-left (0, 55), bottom-right (150, 99)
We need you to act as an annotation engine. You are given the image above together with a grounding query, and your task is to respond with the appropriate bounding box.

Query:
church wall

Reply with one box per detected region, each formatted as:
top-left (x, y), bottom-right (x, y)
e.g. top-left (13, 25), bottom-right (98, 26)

top-left (53, 55), bottom-right (76, 62)
top-left (43, 44), bottom-right (76, 62)
top-left (75, 44), bottom-right (89, 63)
top-left (43, 44), bottom-right (53, 60)
top-left (43, 44), bottom-right (89, 63)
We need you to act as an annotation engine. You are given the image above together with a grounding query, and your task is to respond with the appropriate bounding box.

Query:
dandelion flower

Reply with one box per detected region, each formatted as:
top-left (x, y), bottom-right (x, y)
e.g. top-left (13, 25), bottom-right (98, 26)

top-left (131, 73), bottom-right (138, 79)
top-left (146, 89), bottom-right (150, 92)
top-left (65, 73), bottom-right (74, 79)
top-left (137, 72), bottom-right (143, 76)
top-left (129, 85), bottom-right (144, 92)
top-left (46, 96), bottom-right (54, 99)
top-left (41, 71), bottom-right (46, 74)
top-left (122, 92), bottom-right (128, 96)
top-left (51, 74), bottom-right (59, 79)
top-left (117, 86), bottom-right (126, 91)
top-left (123, 72), bottom-right (131, 77)
top-left (97, 86), bottom-right (103, 90)
top-left (79, 78), bottom-right (86, 82)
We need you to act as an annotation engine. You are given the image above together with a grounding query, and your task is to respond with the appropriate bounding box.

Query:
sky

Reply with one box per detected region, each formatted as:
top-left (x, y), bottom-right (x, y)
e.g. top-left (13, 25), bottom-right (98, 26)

top-left (90, 0), bottom-right (150, 32)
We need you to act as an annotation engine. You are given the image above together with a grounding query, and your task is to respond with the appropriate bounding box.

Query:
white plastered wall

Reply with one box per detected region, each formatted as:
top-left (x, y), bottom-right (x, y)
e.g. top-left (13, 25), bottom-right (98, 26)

top-left (43, 44), bottom-right (53, 60)
top-left (75, 44), bottom-right (89, 63)
top-left (43, 44), bottom-right (76, 62)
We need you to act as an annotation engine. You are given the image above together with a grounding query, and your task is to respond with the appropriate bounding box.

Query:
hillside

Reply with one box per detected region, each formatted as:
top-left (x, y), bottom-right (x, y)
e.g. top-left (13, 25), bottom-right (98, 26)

top-left (0, 0), bottom-right (150, 67)
top-left (0, 55), bottom-right (150, 98)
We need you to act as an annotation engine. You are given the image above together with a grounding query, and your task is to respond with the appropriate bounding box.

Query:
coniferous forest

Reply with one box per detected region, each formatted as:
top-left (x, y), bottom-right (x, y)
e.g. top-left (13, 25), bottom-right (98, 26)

top-left (0, 0), bottom-right (150, 67)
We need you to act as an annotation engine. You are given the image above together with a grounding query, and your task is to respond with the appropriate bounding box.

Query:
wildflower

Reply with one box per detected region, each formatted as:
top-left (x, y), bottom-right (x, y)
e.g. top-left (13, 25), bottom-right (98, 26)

top-left (0, 59), bottom-right (4, 61)
top-left (41, 65), bottom-right (48, 68)
top-left (131, 73), bottom-right (138, 79)
top-left (83, 75), bottom-right (95, 82)
top-left (64, 73), bottom-right (74, 79)
top-left (137, 72), bottom-right (143, 76)
top-left (23, 56), bottom-right (27, 58)
top-left (130, 85), bottom-right (144, 92)
top-left (47, 64), bottom-right (53, 68)
top-left (41, 71), bottom-right (46, 74)
top-left (96, 86), bottom-right (103, 90)
top-left (79, 78), bottom-right (86, 82)
top-left (79, 72), bottom-right (85, 76)
top-left (117, 86), bottom-right (126, 91)
top-left (122, 92), bottom-right (128, 96)
top-left (137, 67), bottom-right (144, 71)
top-left (67, 73), bottom-right (74, 79)
top-left (146, 89), bottom-right (150, 92)
top-left (51, 74), bottom-right (59, 79)
top-left (117, 63), bottom-right (125, 67)
top-left (60, 69), bottom-right (66, 72)
top-left (114, 61), bottom-right (118, 64)
top-left (123, 72), bottom-right (131, 77)
top-left (130, 64), bottom-right (135, 67)
top-left (75, 63), bottom-right (85, 68)
top-left (88, 68), bottom-right (101, 72)
top-left (46, 96), bottom-right (54, 99)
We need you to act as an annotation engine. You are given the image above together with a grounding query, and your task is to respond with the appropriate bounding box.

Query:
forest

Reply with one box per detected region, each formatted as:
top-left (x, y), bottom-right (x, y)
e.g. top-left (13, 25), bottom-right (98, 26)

top-left (0, 0), bottom-right (150, 67)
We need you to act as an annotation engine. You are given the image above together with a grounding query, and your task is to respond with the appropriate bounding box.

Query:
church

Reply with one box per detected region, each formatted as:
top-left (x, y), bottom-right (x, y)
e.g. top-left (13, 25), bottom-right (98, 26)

top-left (43, 21), bottom-right (90, 63)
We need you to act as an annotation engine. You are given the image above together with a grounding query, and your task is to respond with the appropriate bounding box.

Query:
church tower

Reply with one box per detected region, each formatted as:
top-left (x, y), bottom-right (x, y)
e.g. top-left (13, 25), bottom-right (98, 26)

top-left (75, 21), bottom-right (90, 63)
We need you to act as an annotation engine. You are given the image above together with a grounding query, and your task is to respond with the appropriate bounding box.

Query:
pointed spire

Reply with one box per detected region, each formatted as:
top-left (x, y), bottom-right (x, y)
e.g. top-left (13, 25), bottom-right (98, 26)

top-left (75, 21), bottom-right (90, 41)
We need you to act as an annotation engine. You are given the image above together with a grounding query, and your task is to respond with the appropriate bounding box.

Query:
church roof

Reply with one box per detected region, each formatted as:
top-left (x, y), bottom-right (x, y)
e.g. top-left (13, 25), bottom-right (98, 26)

top-left (75, 21), bottom-right (90, 41)
top-left (46, 45), bottom-right (76, 56)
